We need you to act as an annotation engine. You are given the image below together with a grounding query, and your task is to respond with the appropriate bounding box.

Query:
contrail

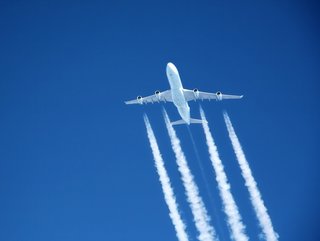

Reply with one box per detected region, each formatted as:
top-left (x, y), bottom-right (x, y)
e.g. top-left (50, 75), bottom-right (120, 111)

top-left (223, 112), bottom-right (278, 241)
top-left (144, 114), bottom-right (189, 241)
top-left (200, 107), bottom-right (248, 241)
top-left (163, 109), bottom-right (218, 241)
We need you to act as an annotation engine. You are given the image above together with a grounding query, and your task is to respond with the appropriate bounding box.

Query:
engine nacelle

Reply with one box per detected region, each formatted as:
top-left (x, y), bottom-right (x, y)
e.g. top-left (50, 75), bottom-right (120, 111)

top-left (155, 90), bottom-right (161, 101)
top-left (216, 91), bottom-right (223, 101)
top-left (193, 88), bottom-right (199, 99)
top-left (137, 95), bottom-right (143, 104)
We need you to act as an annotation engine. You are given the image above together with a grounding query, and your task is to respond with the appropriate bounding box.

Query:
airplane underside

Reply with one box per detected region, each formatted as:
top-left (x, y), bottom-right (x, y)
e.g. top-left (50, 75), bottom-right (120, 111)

top-left (124, 62), bottom-right (243, 125)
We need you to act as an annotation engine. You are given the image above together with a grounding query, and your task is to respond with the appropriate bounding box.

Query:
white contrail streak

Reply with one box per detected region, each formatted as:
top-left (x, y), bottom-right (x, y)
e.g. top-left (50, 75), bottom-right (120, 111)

top-left (223, 112), bottom-right (278, 241)
top-left (200, 107), bottom-right (248, 241)
top-left (144, 115), bottom-right (189, 241)
top-left (163, 109), bottom-right (217, 241)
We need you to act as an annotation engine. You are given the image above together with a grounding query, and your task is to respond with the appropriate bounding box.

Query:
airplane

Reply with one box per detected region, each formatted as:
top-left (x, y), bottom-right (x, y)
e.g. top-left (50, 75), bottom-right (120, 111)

top-left (125, 62), bottom-right (243, 125)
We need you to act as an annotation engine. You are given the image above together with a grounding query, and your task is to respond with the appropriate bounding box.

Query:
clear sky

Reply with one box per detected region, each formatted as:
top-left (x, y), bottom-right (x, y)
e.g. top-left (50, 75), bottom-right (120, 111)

top-left (0, 1), bottom-right (319, 241)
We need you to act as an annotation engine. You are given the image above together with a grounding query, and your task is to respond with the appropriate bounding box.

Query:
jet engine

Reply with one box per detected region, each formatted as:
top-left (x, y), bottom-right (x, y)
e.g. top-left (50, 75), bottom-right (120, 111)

top-left (216, 91), bottom-right (223, 101)
top-left (193, 88), bottom-right (199, 99)
top-left (137, 95), bottom-right (143, 104)
top-left (155, 90), bottom-right (162, 102)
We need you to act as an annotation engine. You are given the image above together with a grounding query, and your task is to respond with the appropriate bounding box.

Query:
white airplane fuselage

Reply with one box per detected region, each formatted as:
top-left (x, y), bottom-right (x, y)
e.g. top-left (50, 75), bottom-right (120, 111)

top-left (166, 63), bottom-right (191, 125)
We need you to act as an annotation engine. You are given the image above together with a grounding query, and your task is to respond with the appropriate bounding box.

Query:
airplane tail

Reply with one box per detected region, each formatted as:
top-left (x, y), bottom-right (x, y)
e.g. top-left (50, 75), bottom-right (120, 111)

top-left (171, 118), bottom-right (207, 126)
top-left (171, 119), bottom-right (186, 125)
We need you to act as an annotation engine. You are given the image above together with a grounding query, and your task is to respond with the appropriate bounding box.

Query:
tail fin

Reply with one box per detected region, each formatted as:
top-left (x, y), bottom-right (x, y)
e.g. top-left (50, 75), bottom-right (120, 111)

top-left (171, 118), bottom-right (207, 126)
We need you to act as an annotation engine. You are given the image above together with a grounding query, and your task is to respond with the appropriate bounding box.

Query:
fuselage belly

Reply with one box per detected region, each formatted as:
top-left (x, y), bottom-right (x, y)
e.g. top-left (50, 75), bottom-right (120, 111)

top-left (166, 63), bottom-right (190, 124)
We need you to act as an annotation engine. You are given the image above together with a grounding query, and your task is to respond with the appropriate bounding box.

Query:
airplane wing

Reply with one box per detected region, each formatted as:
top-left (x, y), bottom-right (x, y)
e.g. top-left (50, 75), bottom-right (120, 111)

top-left (183, 89), bottom-right (243, 102)
top-left (125, 90), bottom-right (173, 104)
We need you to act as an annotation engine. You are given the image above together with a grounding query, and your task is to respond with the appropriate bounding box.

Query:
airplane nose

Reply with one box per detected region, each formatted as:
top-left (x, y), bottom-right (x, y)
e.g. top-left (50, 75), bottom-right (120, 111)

top-left (167, 62), bottom-right (174, 68)
top-left (166, 62), bottom-right (178, 75)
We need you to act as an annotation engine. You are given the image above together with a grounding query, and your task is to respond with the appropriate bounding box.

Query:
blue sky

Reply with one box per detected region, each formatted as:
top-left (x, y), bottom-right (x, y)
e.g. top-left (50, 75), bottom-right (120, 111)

top-left (0, 0), bottom-right (319, 240)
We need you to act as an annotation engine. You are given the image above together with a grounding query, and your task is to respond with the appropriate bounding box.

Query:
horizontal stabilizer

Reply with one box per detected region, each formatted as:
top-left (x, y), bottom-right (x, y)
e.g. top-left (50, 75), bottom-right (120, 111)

top-left (190, 118), bottom-right (207, 124)
top-left (171, 118), bottom-right (207, 126)
top-left (171, 119), bottom-right (186, 126)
